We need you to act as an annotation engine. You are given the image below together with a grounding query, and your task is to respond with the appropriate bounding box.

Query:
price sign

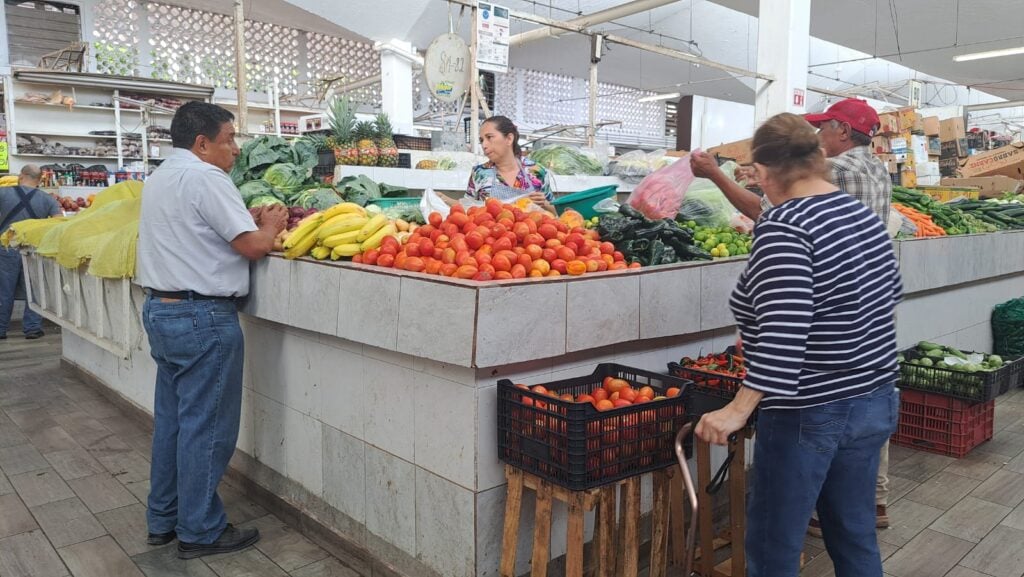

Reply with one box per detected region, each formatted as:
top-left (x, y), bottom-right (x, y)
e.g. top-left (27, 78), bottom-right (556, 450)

top-left (476, 2), bottom-right (510, 73)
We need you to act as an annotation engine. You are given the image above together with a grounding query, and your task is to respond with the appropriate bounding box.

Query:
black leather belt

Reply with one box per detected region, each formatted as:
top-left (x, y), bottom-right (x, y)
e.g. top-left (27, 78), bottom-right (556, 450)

top-left (146, 289), bottom-right (237, 301)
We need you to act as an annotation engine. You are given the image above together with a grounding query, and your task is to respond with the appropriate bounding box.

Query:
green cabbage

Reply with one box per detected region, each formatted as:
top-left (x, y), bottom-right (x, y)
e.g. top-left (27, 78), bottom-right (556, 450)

top-left (239, 180), bottom-right (279, 207)
top-left (262, 163), bottom-right (309, 193)
top-left (298, 188), bottom-right (344, 211)
top-left (247, 195), bottom-right (285, 208)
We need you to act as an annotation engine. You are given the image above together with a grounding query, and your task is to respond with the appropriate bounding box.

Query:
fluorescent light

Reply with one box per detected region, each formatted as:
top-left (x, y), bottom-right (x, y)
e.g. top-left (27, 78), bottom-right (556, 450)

top-left (953, 46), bottom-right (1024, 62)
top-left (638, 92), bottom-right (681, 103)
top-left (413, 125), bottom-right (443, 132)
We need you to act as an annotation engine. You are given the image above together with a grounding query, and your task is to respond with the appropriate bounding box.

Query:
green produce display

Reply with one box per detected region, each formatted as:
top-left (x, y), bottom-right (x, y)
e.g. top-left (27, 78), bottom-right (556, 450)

top-left (335, 174), bottom-right (408, 207)
top-left (891, 187), bottom-right (995, 234)
top-left (898, 340), bottom-right (1015, 402)
top-left (945, 198), bottom-right (1024, 231)
top-left (230, 135), bottom-right (317, 186)
top-left (529, 145), bottom-right (604, 176)
top-left (677, 220), bottom-right (752, 258)
top-left (597, 204), bottom-right (711, 266)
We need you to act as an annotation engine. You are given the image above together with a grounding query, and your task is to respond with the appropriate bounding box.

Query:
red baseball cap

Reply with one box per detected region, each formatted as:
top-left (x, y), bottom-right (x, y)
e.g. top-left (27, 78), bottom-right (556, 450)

top-left (805, 98), bottom-right (880, 137)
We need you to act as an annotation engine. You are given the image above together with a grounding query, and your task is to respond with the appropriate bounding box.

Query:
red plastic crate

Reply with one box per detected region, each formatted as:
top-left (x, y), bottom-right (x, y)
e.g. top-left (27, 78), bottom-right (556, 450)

top-left (891, 389), bottom-right (994, 458)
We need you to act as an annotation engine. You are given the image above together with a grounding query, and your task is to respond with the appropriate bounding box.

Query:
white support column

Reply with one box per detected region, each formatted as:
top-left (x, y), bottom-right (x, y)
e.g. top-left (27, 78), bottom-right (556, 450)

top-left (376, 40), bottom-right (418, 135)
top-left (754, 0), bottom-right (810, 123)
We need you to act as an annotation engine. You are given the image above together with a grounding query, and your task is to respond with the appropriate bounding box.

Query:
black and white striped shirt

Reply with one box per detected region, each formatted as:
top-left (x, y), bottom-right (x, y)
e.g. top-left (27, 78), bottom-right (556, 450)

top-left (730, 191), bottom-right (903, 410)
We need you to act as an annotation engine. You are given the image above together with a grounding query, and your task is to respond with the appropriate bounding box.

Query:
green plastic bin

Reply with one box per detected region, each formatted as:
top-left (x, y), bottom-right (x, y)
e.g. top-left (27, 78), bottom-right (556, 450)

top-left (371, 197), bottom-right (420, 208)
top-left (551, 185), bottom-right (618, 220)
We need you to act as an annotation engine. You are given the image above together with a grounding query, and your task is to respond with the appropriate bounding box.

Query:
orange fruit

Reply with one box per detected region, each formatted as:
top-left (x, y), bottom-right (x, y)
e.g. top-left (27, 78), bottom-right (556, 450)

top-left (595, 399), bottom-right (614, 412)
top-left (619, 387), bottom-right (638, 402)
top-left (591, 388), bottom-right (609, 402)
top-left (612, 399), bottom-right (633, 409)
top-left (666, 387), bottom-right (681, 398)
top-left (638, 386), bottom-right (655, 400)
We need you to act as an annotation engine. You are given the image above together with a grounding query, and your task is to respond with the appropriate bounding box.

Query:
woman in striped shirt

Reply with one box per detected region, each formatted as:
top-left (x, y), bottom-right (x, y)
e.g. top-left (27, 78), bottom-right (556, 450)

top-left (696, 113), bottom-right (902, 577)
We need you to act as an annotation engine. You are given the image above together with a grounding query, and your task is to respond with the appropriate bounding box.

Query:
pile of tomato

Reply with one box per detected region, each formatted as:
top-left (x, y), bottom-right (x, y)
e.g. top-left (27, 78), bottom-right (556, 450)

top-left (357, 198), bottom-right (639, 281)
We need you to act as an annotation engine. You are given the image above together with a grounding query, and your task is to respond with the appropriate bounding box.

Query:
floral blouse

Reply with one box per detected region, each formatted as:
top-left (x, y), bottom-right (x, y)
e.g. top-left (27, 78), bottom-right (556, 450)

top-left (466, 158), bottom-right (554, 202)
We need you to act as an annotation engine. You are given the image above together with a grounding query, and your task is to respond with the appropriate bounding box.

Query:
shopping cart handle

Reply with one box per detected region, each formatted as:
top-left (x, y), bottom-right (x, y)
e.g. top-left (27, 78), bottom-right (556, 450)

top-left (674, 423), bottom-right (700, 576)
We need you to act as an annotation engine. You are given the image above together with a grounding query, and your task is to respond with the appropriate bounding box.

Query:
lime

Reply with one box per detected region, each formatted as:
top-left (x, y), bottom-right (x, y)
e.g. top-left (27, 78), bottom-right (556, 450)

top-left (710, 247), bottom-right (721, 258)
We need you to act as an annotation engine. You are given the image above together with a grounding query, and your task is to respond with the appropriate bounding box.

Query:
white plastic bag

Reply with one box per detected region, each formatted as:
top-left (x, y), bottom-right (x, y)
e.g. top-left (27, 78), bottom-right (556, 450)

top-left (420, 188), bottom-right (451, 221)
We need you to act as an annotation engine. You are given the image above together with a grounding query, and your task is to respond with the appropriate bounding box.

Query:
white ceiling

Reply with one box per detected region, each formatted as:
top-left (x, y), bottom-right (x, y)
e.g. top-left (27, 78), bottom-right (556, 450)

top-left (711, 0), bottom-right (1024, 101)
top-left (274, 0), bottom-right (1024, 105)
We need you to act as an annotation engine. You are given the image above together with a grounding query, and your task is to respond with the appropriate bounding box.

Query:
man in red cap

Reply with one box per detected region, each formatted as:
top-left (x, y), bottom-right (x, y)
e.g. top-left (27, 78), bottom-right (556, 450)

top-left (691, 98), bottom-right (895, 536)
top-left (692, 98), bottom-right (892, 225)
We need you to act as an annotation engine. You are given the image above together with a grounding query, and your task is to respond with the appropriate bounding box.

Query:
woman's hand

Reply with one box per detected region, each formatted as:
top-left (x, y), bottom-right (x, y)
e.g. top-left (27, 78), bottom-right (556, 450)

top-left (529, 191), bottom-right (555, 213)
top-left (696, 404), bottom-right (749, 446)
top-left (690, 151), bottom-right (721, 179)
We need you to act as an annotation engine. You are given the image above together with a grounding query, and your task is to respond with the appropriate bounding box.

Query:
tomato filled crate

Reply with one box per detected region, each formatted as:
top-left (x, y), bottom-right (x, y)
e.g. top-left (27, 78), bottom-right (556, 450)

top-left (667, 350), bottom-right (758, 425)
top-left (898, 346), bottom-right (1021, 402)
top-left (891, 389), bottom-right (994, 458)
top-left (496, 364), bottom-right (693, 491)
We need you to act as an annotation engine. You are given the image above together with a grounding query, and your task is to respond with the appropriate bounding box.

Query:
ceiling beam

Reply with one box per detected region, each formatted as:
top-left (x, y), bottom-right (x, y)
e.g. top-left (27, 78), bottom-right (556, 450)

top-left (509, 0), bottom-right (680, 47)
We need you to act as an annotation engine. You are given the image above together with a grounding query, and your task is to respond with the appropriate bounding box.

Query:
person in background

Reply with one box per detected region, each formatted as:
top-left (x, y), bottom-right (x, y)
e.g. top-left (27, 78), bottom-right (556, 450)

top-left (696, 113), bottom-right (901, 577)
top-left (0, 164), bottom-right (61, 340)
top-left (136, 102), bottom-right (287, 559)
top-left (464, 115), bottom-right (555, 212)
top-left (691, 98), bottom-right (896, 532)
top-left (692, 98), bottom-right (892, 226)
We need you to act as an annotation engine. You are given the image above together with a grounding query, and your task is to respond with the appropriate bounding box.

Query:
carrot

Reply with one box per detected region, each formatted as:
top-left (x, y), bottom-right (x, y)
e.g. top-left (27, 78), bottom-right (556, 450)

top-left (893, 203), bottom-right (946, 237)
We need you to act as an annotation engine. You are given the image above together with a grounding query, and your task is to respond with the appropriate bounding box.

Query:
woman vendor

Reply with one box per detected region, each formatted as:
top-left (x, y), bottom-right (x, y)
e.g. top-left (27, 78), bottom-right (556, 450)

top-left (464, 116), bottom-right (555, 212)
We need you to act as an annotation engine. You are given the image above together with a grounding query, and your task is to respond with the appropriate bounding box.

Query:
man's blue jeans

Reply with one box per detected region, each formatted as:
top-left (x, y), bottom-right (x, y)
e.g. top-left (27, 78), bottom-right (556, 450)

top-left (747, 385), bottom-right (899, 577)
top-left (142, 295), bottom-right (244, 544)
top-left (0, 247), bottom-right (43, 336)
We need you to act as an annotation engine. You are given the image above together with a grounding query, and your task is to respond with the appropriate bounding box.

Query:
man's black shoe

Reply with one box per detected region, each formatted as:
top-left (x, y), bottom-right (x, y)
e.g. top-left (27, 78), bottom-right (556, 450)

top-left (25, 331), bottom-right (44, 340)
top-left (147, 531), bottom-right (176, 546)
top-left (177, 525), bottom-right (259, 559)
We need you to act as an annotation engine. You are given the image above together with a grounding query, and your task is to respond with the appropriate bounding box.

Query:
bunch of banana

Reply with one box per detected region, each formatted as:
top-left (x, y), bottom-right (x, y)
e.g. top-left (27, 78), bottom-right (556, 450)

top-left (282, 203), bottom-right (364, 260)
top-left (282, 202), bottom-right (403, 262)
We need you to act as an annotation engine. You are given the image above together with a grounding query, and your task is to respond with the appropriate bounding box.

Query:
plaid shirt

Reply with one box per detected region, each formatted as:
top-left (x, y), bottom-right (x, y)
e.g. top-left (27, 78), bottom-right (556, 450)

top-left (829, 146), bottom-right (892, 225)
top-left (759, 146), bottom-right (891, 225)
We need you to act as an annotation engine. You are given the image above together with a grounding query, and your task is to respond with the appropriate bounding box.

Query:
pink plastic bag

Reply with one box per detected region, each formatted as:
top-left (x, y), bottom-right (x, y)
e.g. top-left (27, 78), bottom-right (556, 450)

top-left (626, 151), bottom-right (697, 219)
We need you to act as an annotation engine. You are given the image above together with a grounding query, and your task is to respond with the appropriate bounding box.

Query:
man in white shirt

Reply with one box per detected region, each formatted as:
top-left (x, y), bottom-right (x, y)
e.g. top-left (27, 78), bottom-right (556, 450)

top-left (136, 101), bottom-right (286, 558)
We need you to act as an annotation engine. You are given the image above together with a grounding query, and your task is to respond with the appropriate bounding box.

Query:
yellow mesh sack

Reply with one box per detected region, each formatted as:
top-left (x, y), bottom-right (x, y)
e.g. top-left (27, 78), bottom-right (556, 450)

top-left (2, 217), bottom-right (66, 248)
top-left (89, 180), bottom-right (143, 210)
top-left (51, 198), bottom-right (140, 270)
top-left (87, 217), bottom-right (139, 278)
top-left (0, 175), bottom-right (19, 187)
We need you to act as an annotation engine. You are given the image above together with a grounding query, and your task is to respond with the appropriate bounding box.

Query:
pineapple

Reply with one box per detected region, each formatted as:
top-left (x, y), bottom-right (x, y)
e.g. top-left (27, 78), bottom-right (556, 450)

top-left (355, 121), bottom-right (379, 167)
top-left (327, 97), bottom-right (358, 166)
top-left (302, 133), bottom-right (331, 153)
top-left (374, 113), bottom-right (399, 167)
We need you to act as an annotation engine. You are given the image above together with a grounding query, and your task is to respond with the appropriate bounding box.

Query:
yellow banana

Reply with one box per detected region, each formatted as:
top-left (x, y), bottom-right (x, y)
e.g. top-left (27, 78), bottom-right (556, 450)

top-left (283, 214), bottom-right (324, 249)
top-left (322, 230), bottom-right (361, 248)
top-left (360, 223), bottom-right (397, 251)
top-left (310, 246), bottom-right (331, 260)
top-left (320, 202), bottom-right (366, 220)
top-left (284, 229), bottom-right (318, 259)
top-left (330, 243), bottom-right (363, 260)
top-left (356, 214), bottom-right (389, 242)
top-left (316, 215), bottom-right (368, 240)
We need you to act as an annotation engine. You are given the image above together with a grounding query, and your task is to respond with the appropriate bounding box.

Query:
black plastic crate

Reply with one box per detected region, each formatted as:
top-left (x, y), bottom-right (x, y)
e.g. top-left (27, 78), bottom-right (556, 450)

top-left (394, 134), bottom-right (431, 151)
top-left (667, 362), bottom-right (759, 427)
top-left (1001, 356), bottom-right (1024, 391)
top-left (898, 347), bottom-right (1010, 402)
top-left (497, 364), bottom-right (693, 490)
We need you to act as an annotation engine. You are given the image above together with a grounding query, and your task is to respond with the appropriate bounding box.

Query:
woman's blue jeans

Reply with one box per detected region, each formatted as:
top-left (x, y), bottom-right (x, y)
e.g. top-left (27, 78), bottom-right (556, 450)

top-left (142, 295), bottom-right (244, 544)
top-left (747, 384), bottom-right (899, 577)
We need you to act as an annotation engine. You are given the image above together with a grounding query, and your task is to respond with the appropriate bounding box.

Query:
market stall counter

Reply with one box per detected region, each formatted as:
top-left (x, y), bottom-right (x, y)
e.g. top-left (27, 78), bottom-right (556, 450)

top-left (20, 229), bottom-right (1024, 577)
